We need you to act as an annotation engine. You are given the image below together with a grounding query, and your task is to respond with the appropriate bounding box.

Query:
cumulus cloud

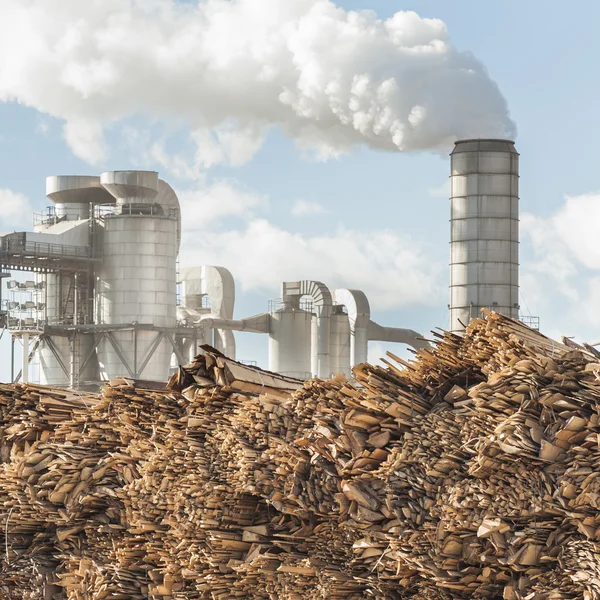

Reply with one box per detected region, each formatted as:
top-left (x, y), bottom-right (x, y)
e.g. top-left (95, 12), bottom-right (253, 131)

top-left (521, 192), bottom-right (600, 340)
top-left (177, 178), bottom-right (269, 227)
top-left (0, 189), bottom-right (32, 231)
top-left (291, 200), bottom-right (328, 217)
top-left (178, 182), bottom-right (442, 310)
top-left (0, 0), bottom-right (515, 171)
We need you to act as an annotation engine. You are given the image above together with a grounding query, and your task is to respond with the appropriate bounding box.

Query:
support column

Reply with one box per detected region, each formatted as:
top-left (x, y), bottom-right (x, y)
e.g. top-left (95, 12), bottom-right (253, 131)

top-left (22, 334), bottom-right (29, 384)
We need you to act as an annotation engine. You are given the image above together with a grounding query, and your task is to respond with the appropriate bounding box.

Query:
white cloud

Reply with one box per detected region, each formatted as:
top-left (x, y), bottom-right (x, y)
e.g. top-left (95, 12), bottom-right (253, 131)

top-left (178, 178), bottom-right (268, 227)
top-left (0, 189), bottom-right (32, 231)
top-left (62, 118), bottom-right (108, 165)
top-left (0, 0), bottom-right (515, 169)
top-left (291, 200), bottom-right (328, 217)
top-left (179, 182), bottom-right (442, 310)
top-left (521, 191), bottom-right (600, 341)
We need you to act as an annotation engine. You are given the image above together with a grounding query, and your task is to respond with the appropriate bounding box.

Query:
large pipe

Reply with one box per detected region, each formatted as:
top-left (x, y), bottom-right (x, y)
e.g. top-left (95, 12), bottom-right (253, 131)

top-left (180, 266), bottom-right (237, 358)
top-left (367, 321), bottom-right (429, 351)
top-left (449, 139), bottom-right (519, 333)
top-left (283, 281), bottom-right (332, 378)
top-left (334, 289), bottom-right (370, 367)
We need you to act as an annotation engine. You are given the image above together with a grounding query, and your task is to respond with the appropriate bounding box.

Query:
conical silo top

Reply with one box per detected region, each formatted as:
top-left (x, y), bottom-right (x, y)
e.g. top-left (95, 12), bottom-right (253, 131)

top-left (100, 171), bottom-right (159, 204)
top-left (46, 175), bottom-right (115, 205)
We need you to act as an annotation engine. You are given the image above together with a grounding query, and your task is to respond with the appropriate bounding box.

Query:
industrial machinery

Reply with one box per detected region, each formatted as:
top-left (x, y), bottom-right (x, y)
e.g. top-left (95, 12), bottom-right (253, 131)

top-left (0, 170), bottom-right (427, 388)
top-left (0, 137), bottom-right (533, 388)
top-left (190, 279), bottom-right (428, 379)
top-left (1, 171), bottom-right (196, 388)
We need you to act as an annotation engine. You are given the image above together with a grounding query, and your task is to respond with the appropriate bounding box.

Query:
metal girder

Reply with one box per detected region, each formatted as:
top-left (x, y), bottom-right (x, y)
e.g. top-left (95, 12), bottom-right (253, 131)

top-left (165, 331), bottom-right (186, 366)
top-left (136, 332), bottom-right (165, 378)
top-left (105, 331), bottom-right (135, 378)
top-left (79, 333), bottom-right (102, 377)
top-left (13, 337), bottom-right (42, 383)
top-left (42, 336), bottom-right (70, 381)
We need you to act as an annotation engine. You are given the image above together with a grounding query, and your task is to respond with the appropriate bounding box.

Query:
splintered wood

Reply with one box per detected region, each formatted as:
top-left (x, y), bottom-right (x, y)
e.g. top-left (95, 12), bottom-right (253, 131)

top-left (3, 314), bottom-right (600, 598)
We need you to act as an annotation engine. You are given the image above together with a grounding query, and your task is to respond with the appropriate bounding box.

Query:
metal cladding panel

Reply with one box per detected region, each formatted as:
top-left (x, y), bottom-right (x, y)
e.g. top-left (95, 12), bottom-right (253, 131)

top-left (451, 217), bottom-right (517, 242)
top-left (451, 262), bottom-right (518, 286)
top-left (268, 310), bottom-right (312, 379)
top-left (451, 284), bottom-right (515, 308)
top-left (451, 174), bottom-right (518, 197)
top-left (329, 313), bottom-right (351, 378)
top-left (451, 240), bottom-right (518, 264)
top-left (449, 139), bottom-right (519, 333)
top-left (451, 197), bottom-right (518, 219)
top-left (38, 337), bottom-right (71, 387)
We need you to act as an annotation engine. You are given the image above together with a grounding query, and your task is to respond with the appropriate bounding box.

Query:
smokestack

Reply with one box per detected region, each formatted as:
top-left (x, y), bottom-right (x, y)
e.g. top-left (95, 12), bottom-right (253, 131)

top-left (449, 139), bottom-right (519, 333)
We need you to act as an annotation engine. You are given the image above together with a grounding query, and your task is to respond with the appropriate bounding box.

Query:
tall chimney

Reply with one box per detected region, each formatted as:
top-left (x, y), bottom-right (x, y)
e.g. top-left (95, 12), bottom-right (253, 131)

top-left (449, 139), bottom-right (519, 333)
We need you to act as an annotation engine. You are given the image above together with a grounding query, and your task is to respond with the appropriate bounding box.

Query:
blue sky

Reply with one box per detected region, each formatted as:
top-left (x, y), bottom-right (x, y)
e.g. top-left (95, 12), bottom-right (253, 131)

top-left (1, 0), bottom-right (600, 379)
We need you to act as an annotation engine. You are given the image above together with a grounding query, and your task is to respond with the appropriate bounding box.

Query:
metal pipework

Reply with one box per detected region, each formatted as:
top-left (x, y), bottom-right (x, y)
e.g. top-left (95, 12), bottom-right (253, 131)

top-left (334, 289), bottom-right (370, 367)
top-left (449, 139), bottom-right (519, 333)
top-left (282, 281), bottom-right (332, 379)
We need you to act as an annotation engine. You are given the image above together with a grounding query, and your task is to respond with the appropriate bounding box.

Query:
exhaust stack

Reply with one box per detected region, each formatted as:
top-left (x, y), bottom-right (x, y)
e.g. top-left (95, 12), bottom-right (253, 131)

top-left (449, 139), bottom-right (519, 332)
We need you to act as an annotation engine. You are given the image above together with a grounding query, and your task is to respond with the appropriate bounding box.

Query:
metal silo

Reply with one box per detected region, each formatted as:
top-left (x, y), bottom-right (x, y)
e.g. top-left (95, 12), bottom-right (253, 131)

top-left (328, 306), bottom-right (351, 377)
top-left (268, 293), bottom-right (312, 379)
top-left (449, 139), bottom-right (519, 333)
top-left (96, 171), bottom-right (178, 381)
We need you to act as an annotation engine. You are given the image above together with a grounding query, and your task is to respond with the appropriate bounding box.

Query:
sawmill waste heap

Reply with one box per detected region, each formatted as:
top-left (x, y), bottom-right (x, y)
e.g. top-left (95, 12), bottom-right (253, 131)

top-left (2, 312), bottom-right (600, 599)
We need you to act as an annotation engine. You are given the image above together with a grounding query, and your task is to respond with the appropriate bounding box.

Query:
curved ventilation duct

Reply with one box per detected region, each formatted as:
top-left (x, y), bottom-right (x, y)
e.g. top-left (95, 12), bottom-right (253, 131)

top-left (179, 265), bottom-right (237, 359)
top-left (334, 289), bottom-right (370, 367)
top-left (282, 280), bottom-right (333, 378)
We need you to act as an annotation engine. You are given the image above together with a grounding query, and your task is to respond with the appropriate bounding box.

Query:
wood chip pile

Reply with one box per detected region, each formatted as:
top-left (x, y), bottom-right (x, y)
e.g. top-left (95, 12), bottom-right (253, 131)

top-left (2, 312), bottom-right (600, 598)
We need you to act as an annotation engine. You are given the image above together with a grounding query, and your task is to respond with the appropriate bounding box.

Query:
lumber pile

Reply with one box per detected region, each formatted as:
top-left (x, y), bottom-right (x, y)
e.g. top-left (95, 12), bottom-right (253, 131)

top-left (3, 314), bottom-right (600, 598)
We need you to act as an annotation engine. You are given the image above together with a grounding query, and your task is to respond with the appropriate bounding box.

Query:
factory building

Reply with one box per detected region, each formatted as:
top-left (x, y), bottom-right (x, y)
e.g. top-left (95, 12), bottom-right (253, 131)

top-left (0, 138), bottom-right (526, 388)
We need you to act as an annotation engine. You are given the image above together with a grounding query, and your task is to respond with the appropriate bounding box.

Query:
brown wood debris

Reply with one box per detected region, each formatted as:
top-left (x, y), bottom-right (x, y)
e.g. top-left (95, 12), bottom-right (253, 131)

top-left (1, 316), bottom-right (600, 598)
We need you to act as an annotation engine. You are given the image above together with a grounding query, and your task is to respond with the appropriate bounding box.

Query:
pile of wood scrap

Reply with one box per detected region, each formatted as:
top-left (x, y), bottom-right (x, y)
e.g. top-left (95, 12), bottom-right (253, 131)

top-left (3, 314), bottom-right (600, 598)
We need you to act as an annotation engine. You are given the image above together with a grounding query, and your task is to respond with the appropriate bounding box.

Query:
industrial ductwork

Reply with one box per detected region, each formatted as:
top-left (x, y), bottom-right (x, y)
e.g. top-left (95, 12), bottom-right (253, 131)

top-left (179, 266), bottom-right (237, 358)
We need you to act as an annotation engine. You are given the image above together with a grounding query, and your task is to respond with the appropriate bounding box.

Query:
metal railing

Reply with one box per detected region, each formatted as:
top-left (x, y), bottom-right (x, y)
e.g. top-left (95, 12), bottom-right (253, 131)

top-left (33, 207), bottom-right (89, 227)
top-left (0, 235), bottom-right (93, 260)
top-left (95, 203), bottom-right (179, 220)
top-left (520, 315), bottom-right (540, 330)
top-left (269, 297), bottom-right (315, 314)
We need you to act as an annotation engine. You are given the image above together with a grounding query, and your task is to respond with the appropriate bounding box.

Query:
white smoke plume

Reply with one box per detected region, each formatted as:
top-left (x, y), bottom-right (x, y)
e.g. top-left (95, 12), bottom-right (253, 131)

top-left (0, 0), bottom-right (515, 170)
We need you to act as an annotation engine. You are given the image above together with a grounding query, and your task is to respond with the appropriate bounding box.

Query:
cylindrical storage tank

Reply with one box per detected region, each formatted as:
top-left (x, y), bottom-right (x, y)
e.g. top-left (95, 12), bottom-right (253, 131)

top-left (268, 309), bottom-right (312, 379)
top-left (329, 308), bottom-right (351, 378)
top-left (96, 209), bottom-right (178, 382)
top-left (449, 139), bottom-right (519, 333)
